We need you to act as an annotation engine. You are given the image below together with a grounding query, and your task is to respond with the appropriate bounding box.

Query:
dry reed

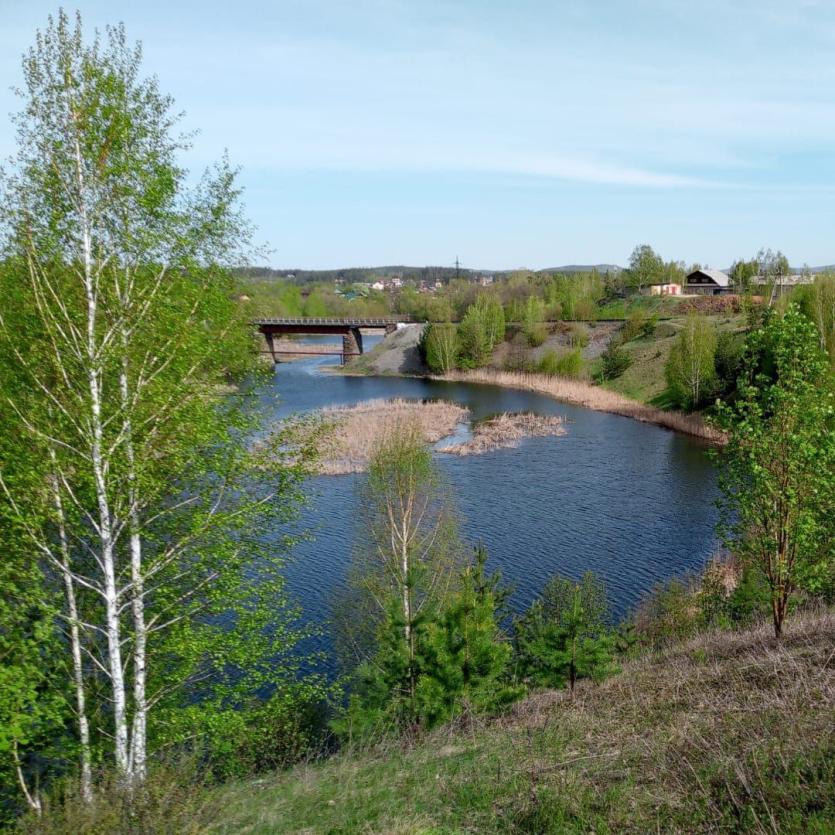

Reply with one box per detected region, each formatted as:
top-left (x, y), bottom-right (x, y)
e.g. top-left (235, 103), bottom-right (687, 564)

top-left (308, 398), bottom-right (469, 474)
top-left (439, 369), bottom-right (725, 443)
top-left (438, 412), bottom-right (566, 456)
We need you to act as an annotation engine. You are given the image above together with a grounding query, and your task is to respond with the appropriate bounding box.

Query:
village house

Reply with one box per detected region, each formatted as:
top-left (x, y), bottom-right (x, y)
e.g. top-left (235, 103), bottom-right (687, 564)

top-left (684, 268), bottom-right (733, 295)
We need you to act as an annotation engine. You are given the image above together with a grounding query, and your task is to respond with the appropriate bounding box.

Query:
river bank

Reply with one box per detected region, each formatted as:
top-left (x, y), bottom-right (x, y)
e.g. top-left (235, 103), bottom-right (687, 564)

top-left (332, 325), bottom-right (724, 443)
top-left (438, 369), bottom-right (724, 443)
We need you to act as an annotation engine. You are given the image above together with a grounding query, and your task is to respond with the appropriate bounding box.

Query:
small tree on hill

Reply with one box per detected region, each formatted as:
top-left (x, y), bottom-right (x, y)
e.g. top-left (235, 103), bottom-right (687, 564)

top-left (475, 294), bottom-right (506, 351)
top-left (457, 305), bottom-right (491, 367)
top-left (716, 305), bottom-right (835, 639)
top-left (626, 244), bottom-right (664, 293)
top-left (515, 572), bottom-right (617, 696)
top-left (425, 323), bottom-right (459, 374)
top-left (335, 420), bottom-right (463, 735)
top-left (665, 314), bottom-right (717, 410)
top-left (414, 546), bottom-right (522, 726)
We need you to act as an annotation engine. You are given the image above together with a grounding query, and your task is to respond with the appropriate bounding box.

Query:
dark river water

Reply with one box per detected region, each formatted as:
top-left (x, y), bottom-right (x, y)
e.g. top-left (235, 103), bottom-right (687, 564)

top-left (258, 336), bottom-right (719, 667)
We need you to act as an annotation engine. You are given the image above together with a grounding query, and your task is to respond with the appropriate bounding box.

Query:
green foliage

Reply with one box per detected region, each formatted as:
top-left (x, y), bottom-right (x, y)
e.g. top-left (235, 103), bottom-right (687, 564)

top-left (515, 573), bottom-right (617, 693)
top-left (424, 323), bottom-right (459, 373)
top-left (626, 244), bottom-right (664, 291)
top-left (597, 340), bottom-right (632, 380)
top-left (414, 547), bottom-right (523, 727)
top-left (729, 258), bottom-right (759, 293)
top-left (537, 349), bottom-right (582, 378)
top-left (713, 329), bottom-right (745, 396)
top-left (334, 422), bottom-right (464, 738)
top-left (0, 11), bottom-right (329, 808)
top-left (475, 293), bottom-right (506, 350)
top-left (522, 296), bottom-right (546, 346)
top-left (665, 314), bottom-right (717, 409)
top-left (17, 758), bottom-right (223, 835)
top-left (796, 272), bottom-right (835, 370)
top-left (457, 305), bottom-right (491, 367)
top-left (621, 309), bottom-right (657, 341)
top-left (715, 305), bottom-right (835, 637)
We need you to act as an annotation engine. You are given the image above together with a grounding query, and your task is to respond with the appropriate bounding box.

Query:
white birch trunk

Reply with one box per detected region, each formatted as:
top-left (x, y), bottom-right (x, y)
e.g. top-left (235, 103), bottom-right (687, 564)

top-left (73, 129), bottom-right (130, 774)
top-left (50, 468), bottom-right (93, 802)
top-left (120, 354), bottom-right (147, 784)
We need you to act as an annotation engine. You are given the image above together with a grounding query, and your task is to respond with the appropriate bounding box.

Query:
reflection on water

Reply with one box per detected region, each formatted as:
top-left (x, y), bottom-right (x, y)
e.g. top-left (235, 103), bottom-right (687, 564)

top-left (258, 336), bottom-right (719, 670)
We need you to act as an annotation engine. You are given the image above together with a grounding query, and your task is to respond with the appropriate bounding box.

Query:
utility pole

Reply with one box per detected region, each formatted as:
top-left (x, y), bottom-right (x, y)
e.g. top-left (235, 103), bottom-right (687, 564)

top-left (455, 255), bottom-right (460, 282)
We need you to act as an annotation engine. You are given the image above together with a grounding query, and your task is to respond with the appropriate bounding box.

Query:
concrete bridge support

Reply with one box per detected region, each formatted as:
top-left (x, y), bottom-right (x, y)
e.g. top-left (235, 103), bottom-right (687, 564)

top-left (342, 328), bottom-right (363, 363)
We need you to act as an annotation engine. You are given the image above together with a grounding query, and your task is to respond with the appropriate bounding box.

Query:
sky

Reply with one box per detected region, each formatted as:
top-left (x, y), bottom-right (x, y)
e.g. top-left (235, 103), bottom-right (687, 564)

top-left (2, 0), bottom-right (835, 270)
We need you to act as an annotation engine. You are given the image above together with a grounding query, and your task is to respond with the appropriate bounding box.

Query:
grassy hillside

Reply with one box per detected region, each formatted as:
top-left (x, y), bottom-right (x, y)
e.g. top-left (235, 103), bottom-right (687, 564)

top-left (599, 315), bottom-right (746, 406)
top-left (209, 611), bottom-right (834, 834)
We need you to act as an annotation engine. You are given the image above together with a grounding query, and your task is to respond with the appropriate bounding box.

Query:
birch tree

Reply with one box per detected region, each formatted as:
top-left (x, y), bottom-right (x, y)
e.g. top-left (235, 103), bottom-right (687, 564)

top-left (716, 306), bottom-right (835, 639)
top-left (0, 11), bottom-right (321, 797)
top-left (334, 420), bottom-right (462, 734)
top-left (665, 314), bottom-right (717, 410)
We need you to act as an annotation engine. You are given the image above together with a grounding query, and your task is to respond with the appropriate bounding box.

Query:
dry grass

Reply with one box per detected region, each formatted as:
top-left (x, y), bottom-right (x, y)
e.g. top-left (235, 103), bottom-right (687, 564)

top-left (440, 369), bottom-right (725, 443)
top-left (438, 412), bottom-right (566, 456)
top-left (210, 610), bottom-right (835, 833)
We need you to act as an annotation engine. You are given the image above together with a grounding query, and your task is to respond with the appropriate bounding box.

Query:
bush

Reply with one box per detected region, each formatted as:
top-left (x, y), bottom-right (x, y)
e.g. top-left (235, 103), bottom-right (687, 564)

top-left (713, 330), bottom-right (745, 396)
top-left (597, 341), bottom-right (632, 380)
top-left (538, 349), bottom-right (582, 378)
top-left (526, 323), bottom-right (548, 348)
top-left (566, 322), bottom-right (590, 348)
top-left (621, 309), bottom-right (657, 342)
top-left (514, 572), bottom-right (618, 694)
top-left (573, 298), bottom-right (598, 322)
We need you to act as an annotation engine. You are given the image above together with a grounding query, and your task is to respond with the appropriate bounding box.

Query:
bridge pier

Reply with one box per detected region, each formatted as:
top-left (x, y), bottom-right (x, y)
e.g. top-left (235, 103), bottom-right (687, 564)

top-left (264, 331), bottom-right (277, 363)
top-left (342, 328), bottom-right (363, 364)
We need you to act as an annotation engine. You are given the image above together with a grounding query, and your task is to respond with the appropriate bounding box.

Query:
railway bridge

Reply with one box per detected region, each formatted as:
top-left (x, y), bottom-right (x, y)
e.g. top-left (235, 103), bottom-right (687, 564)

top-left (253, 316), bottom-right (413, 364)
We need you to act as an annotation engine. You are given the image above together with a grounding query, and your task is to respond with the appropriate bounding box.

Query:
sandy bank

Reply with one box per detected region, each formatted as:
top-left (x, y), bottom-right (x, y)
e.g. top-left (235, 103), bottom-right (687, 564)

top-left (437, 369), bottom-right (725, 444)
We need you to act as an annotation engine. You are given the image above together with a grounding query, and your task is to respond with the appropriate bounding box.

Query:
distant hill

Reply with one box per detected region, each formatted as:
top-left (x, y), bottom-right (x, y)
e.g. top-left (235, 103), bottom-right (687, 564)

top-left (541, 264), bottom-right (623, 274)
top-left (234, 264), bottom-right (624, 283)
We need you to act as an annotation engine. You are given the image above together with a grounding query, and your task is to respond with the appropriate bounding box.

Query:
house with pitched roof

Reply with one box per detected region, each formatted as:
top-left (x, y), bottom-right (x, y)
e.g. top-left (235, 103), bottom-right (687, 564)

top-left (684, 268), bottom-right (732, 295)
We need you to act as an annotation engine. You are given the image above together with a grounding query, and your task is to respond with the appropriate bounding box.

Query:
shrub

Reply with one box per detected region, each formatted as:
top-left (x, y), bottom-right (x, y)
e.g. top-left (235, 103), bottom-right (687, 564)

top-left (598, 341), bottom-right (632, 380)
top-left (538, 349), bottom-right (582, 378)
top-left (19, 759), bottom-right (221, 835)
top-left (566, 322), bottom-right (590, 348)
top-left (713, 329), bottom-right (745, 396)
top-left (621, 309), bottom-right (657, 342)
top-left (526, 323), bottom-right (548, 347)
top-left (573, 297), bottom-right (598, 321)
top-left (664, 314), bottom-right (717, 410)
top-left (457, 305), bottom-right (490, 367)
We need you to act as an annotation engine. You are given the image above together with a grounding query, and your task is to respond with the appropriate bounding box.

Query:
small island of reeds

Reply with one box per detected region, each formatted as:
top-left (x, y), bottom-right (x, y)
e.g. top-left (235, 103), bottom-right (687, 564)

top-left (266, 398), bottom-right (567, 474)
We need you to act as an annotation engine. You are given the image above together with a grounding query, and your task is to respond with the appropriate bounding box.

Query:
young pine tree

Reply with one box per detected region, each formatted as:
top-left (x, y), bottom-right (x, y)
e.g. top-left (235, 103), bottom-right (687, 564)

top-left (414, 546), bottom-right (523, 727)
top-left (515, 572), bottom-right (617, 696)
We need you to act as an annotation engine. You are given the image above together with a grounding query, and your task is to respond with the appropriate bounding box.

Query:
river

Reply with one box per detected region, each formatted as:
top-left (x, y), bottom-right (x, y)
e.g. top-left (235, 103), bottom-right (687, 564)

top-left (257, 336), bottom-right (719, 666)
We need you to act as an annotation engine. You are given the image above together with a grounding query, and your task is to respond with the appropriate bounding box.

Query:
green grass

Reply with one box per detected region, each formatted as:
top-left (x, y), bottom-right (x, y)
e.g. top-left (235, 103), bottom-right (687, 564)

top-left (208, 610), bottom-right (835, 834)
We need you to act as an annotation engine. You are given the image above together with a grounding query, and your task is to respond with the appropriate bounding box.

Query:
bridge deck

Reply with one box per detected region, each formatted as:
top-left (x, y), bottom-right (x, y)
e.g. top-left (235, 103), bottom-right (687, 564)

top-left (253, 317), bottom-right (411, 327)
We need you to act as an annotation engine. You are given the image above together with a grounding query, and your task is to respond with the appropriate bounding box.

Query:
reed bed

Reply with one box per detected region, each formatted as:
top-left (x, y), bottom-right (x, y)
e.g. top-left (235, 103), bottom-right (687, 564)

top-left (310, 398), bottom-right (469, 474)
top-left (438, 412), bottom-right (566, 456)
top-left (439, 369), bottom-right (725, 443)
top-left (270, 398), bottom-right (569, 474)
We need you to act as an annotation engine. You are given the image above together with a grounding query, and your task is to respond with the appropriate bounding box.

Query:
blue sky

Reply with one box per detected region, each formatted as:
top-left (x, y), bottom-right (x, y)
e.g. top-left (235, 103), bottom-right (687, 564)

top-left (2, 0), bottom-right (835, 269)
